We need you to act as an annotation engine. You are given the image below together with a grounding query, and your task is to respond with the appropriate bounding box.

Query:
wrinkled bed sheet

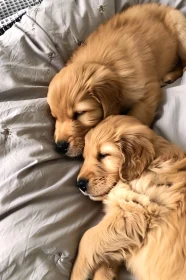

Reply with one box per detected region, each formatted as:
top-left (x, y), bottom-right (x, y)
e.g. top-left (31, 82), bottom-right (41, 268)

top-left (0, 1), bottom-right (186, 279)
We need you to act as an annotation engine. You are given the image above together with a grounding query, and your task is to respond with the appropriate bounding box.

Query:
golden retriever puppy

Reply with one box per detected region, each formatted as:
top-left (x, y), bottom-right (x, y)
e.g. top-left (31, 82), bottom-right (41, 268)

top-left (47, 3), bottom-right (186, 157)
top-left (77, 115), bottom-right (185, 198)
top-left (71, 115), bottom-right (186, 280)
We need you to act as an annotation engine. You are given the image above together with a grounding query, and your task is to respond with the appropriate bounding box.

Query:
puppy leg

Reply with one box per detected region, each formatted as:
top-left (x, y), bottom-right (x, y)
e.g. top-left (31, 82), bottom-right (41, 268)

top-left (70, 194), bottom-right (149, 280)
top-left (128, 82), bottom-right (161, 126)
top-left (93, 262), bottom-right (119, 280)
top-left (70, 224), bottom-right (116, 280)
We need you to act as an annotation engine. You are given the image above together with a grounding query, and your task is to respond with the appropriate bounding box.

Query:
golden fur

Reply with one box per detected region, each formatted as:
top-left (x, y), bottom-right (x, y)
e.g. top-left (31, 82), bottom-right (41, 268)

top-left (47, 3), bottom-right (186, 157)
top-left (71, 115), bottom-right (186, 280)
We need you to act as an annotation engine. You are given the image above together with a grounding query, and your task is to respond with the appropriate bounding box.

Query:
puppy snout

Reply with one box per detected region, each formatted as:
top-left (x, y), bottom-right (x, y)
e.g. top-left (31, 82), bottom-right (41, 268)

top-left (77, 178), bottom-right (89, 192)
top-left (55, 141), bottom-right (69, 154)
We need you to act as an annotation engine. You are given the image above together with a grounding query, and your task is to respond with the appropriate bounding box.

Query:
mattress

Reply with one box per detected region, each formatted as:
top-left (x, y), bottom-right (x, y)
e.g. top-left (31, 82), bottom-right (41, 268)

top-left (0, 0), bottom-right (186, 279)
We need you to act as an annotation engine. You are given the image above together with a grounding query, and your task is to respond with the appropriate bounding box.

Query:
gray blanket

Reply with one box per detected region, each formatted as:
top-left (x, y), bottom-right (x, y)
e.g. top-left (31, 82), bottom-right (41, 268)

top-left (0, 1), bottom-right (186, 279)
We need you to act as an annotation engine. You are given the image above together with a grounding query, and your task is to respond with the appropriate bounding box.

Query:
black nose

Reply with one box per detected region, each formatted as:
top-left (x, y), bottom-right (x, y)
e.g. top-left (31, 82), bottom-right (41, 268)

top-left (55, 141), bottom-right (69, 154)
top-left (77, 178), bottom-right (89, 192)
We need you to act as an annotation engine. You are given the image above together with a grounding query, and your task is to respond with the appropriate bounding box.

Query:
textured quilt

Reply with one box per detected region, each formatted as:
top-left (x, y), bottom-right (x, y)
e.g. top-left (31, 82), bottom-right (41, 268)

top-left (0, 1), bottom-right (186, 279)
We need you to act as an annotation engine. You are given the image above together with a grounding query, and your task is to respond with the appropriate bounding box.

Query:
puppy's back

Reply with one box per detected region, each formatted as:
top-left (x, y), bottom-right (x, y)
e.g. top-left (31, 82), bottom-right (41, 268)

top-left (71, 3), bottom-right (179, 79)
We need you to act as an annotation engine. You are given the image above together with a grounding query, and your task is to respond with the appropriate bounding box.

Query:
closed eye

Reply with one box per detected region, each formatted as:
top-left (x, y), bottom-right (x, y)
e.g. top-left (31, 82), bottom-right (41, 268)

top-left (73, 111), bottom-right (85, 120)
top-left (98, 153), bottom-right (109, 161)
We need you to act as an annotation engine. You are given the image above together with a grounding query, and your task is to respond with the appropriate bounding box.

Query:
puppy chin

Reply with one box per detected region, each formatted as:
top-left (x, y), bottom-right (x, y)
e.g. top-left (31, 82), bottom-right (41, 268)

top-left (79, 189), bottom-right (106, 201)
top-left (66, 146), bottom-right (83, 158)
top-left (79, 189), bottom-right (89, 196)
top-left (80, 182), bottom-right (118, 201)
top-left (89, 195), bottom-right (106, 201)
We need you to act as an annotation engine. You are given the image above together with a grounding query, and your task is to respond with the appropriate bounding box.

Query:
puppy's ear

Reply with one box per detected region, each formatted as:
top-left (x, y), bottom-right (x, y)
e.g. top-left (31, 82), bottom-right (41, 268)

top-left (118, 134), bottom-right (155, 181)
top-left (90, 65), bottom-right (121, 118)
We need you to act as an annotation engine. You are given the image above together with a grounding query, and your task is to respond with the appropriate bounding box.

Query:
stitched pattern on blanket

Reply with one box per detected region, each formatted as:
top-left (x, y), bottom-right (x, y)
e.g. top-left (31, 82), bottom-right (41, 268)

top-left (0, 0), bottom-right (43, 35)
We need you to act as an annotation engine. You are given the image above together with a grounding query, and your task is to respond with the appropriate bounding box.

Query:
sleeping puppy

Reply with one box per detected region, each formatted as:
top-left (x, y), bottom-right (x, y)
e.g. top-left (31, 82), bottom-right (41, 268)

top-left (71, 115), bottom-right (186, 280)
top-left (47, 3), bottom-right (186, 157)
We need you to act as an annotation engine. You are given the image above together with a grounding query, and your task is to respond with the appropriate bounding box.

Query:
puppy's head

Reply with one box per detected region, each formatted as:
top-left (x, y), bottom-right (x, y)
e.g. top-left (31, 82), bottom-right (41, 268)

top-left (47, 62), bottom-right (121, 157)
top-left (77, 115), bottom-right (155, 200)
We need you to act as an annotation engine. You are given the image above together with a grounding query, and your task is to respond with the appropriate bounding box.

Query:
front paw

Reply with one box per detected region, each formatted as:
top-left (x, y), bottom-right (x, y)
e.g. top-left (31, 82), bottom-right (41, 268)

top-left (70, 232), bottom-right (94, 280)
top-left (70, 260), bottom-right (91, 280)
top-left (93, 263), bottom-right (118, 280)
top-left (70, 227), bottom-right (101, 280)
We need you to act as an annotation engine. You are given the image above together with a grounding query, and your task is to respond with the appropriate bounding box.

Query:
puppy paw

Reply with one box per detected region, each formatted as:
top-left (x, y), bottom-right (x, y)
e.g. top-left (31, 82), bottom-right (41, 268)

top-left (93, 263), bottom-right (118, 280)
top-left (162, 74), bottom-right (174, 85)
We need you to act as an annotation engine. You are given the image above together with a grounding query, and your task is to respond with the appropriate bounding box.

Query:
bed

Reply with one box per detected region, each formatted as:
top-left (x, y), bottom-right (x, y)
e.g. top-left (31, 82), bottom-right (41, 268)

top-left (0, 0), bottom-right (186, 279)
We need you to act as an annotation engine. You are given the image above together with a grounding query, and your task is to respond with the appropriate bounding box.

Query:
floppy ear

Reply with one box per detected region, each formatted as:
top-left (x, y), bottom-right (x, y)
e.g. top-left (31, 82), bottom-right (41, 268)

top-left (118, 134), bottom-right (155, 181)
top-left (89, 65), bottom-right (122, 118)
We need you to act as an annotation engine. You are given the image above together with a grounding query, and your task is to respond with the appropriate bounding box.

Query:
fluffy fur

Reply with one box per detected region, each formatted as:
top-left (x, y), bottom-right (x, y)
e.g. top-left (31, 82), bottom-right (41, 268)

top-left (71, 115), bottom-right (186, 280)
top-left (47, 3), bottom-right (186, 157)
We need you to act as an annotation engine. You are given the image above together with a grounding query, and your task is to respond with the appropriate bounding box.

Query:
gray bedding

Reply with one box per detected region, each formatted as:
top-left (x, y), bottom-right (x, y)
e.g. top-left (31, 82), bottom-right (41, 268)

top-left (0, 1), bottom-right (186, 279)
